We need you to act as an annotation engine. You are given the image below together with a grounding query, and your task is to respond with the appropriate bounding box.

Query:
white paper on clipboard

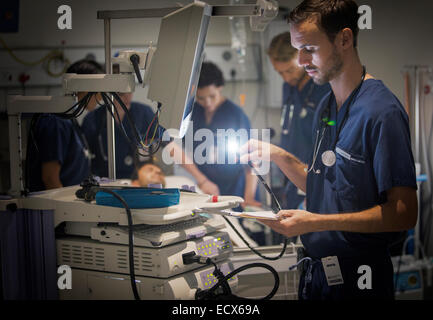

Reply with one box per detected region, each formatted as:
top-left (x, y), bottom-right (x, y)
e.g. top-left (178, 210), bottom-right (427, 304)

top-left (195, 209), bottom-right (278, 221)
top-left (234, 211), bottom-right (278, 220)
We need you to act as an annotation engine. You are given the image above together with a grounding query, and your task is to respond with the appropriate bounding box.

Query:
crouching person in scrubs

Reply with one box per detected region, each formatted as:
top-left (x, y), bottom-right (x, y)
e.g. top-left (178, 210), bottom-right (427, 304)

top-left (240, 0), bottom-right (417, 299)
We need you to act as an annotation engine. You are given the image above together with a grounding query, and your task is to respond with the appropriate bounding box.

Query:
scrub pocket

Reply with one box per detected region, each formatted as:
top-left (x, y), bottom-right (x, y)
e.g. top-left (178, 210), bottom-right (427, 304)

top-left (334, 146), bottom-right (367, 205)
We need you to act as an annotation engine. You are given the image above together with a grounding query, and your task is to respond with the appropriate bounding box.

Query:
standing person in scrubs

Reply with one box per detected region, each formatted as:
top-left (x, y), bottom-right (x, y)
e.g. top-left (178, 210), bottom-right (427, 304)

top-left (267, 32), bottom-right (330, 211)
top-left (240, 0), bottom-right (417, 299)
top-left (189, 62), bottom-right (260, 208)
top-left (27, 59), bottom-right (103, 192)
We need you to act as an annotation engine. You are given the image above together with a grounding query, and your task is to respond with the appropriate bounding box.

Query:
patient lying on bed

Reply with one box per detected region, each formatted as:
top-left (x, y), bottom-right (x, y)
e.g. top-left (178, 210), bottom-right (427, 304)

top-left (131, 162), bottom-right (166, 188)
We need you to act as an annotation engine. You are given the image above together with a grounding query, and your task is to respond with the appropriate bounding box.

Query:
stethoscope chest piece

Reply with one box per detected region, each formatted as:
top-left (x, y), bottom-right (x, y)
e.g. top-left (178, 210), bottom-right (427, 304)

top-left (321, 150), bottom-right (336, 167)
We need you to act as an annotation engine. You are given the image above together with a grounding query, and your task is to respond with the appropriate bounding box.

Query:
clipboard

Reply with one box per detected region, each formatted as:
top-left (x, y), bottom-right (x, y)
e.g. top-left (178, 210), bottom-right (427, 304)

top-left (193, 207), bottom-right (278, 221)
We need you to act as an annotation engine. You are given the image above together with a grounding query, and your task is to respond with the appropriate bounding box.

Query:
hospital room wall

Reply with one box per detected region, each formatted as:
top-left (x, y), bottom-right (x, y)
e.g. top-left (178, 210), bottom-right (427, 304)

top-left (1, 0), bottom-right (432, 171)
top-left (2, 0), bottom-right (431, 125)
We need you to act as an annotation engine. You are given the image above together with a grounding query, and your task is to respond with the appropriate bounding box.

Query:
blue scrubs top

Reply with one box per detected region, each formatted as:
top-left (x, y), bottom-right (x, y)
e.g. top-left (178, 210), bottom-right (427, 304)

top-left (280, 80), bottom-right (330, 209)
top-left (28, 114), bottom-right (89, 192)
top-left (303, 79), bottom-right (417, 259)
top-left (81, 102), bottom-right (158, 179)
top-left (189, 99), bottom-right (251, 198)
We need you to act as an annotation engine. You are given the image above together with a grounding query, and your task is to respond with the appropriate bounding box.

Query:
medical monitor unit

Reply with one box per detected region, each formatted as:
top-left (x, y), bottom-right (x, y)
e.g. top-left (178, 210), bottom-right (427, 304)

top-left (147, 2), bottom-right (211, 139)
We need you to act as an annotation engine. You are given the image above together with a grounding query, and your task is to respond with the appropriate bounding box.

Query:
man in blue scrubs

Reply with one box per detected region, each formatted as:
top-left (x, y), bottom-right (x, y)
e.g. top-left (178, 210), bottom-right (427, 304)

top-left (189, 62), bottom-right (260, 207)
top-left (241, 0), bottom-right (417, 299)
top-left (267, 32), bottom-right (330, 211)
top-left (27, 60), bottom-right (103, 192)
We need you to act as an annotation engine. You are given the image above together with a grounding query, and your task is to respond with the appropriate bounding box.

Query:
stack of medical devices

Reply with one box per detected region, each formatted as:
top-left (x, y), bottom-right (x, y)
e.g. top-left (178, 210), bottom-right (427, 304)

top-left (54, 179), bottom-right (246, 300)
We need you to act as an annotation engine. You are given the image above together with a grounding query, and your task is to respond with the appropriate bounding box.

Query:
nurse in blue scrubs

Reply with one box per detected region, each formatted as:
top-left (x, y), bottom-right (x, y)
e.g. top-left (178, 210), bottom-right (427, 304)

top-left (27, 60), bottom-right (103, 192)
top-left (267, 32), bottom-right (330, 211)
top-left (241, 0), bottom-right (417, 299)
top-left (189, 62), bottom-right (260, 207)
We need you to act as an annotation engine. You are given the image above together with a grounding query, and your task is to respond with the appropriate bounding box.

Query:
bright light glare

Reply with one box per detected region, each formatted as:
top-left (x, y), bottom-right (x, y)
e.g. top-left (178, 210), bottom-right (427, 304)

top-left (227, 139), bottom-right (239, 154)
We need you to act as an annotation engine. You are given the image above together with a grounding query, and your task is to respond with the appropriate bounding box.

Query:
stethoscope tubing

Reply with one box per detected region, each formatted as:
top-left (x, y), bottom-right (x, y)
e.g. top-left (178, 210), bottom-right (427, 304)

top-left (308, 66), bottom-right (366, 174)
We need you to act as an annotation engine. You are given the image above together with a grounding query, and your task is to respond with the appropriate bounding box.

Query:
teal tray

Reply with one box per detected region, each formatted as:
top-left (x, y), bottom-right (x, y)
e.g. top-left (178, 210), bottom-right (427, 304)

top-left (95, 188), bottom-right (180, 209)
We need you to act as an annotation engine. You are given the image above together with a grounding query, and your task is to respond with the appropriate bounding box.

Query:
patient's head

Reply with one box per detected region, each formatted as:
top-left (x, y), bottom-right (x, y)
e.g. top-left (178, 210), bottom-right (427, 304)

top-left (132, 162), bottom-right (166, 187)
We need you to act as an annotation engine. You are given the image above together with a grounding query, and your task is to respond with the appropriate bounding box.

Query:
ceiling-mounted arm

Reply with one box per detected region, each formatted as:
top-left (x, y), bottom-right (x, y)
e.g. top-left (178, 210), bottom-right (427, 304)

top-left (97, 1), bottom-right (278, 23)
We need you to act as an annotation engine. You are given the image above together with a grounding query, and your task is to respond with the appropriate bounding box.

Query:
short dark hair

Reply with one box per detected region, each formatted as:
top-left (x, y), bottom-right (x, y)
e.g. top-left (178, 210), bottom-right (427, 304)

top-left (288, 0), bottom-right (360, 48)
top-left (66, 59), bottom-right (104, 74)
top-left (267, 32), bottom-right (298, 62)
top-left (130, 159), bottom-right (156, 181)
top-left (198, 62), bottom-right (224, 88)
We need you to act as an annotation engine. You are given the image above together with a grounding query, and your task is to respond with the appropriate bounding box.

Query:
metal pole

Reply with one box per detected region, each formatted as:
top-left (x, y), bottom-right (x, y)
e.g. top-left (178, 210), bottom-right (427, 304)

top-left (104, 18), bottom-right (116, 180)
top-left (415, 66), bottom-right (420, 163)
top-left (8, 114), bottom-right (23, 197)
top-left (414, 66), bottom-right (420, 259)
top-left (96, 5), bottom-right (259, 20)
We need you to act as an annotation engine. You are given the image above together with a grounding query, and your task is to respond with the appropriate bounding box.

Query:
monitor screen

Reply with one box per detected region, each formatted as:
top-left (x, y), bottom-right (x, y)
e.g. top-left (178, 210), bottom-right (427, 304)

top-left (147, 2), bottom-right (211, 139)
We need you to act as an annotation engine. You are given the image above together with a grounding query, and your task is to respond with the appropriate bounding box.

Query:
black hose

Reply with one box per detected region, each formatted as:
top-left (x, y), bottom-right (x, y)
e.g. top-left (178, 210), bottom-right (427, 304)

top-left (223, 216), bottom-right (288, 261)
top-left (197, 262), bottom-right (280, 300)
top-left (224, 161), bottom-right (288, 261)
top-left (93, 188), bottom-right (141, 300)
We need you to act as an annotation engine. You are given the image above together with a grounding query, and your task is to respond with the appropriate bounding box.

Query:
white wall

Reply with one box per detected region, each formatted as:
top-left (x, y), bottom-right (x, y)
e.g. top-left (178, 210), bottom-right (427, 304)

top-left (1, 0), bottom-right (432, 177)
top-left (3, 0), bottom-right (431, 114)
top-left (1, 0), bottom-right (432, 107)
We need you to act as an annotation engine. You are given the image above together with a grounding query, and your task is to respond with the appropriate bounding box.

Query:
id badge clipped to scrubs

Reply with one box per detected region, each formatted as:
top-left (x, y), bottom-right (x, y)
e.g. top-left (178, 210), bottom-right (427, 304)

top-left (321, 256), bottom-right (344, 286)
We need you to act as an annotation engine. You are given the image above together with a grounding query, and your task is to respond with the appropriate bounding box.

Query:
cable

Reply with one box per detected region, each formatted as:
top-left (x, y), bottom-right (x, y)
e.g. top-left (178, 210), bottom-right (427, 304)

top-left (101, 92), bottom-right (162, 157)
top-left (223, 160), bottom-right (288, 261)
top-left (44, 53), bottom-right (71, 78)
top-left (248, 161), bottom-right (282, 212)
top-left (110, 92), bottom-right (144, 144)
top-left (205, 263), bottom-right (279, 300)
top-left (223, 216), bottom-right (287, 261)
top-left (100, 93), bottom-right (137, 148)
top-left (55, 91), bottom-right (163, 159)
top-left (24, 113), bottom-right (42, 195)
top-left (0, 37), bottom-right (70, 77)
top-left (289, 257), bottom-right (313, 271)
top-left (75, 182), bottom-right (141, 300)
top-left (0, 37), bottom-right (64, 67)
top-left (187, 253), bottom-right (279, 300)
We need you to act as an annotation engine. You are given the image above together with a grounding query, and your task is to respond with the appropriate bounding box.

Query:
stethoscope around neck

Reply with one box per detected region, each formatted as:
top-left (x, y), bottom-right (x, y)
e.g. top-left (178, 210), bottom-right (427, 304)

top-left (308, 66), bottom-right (366, 174)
